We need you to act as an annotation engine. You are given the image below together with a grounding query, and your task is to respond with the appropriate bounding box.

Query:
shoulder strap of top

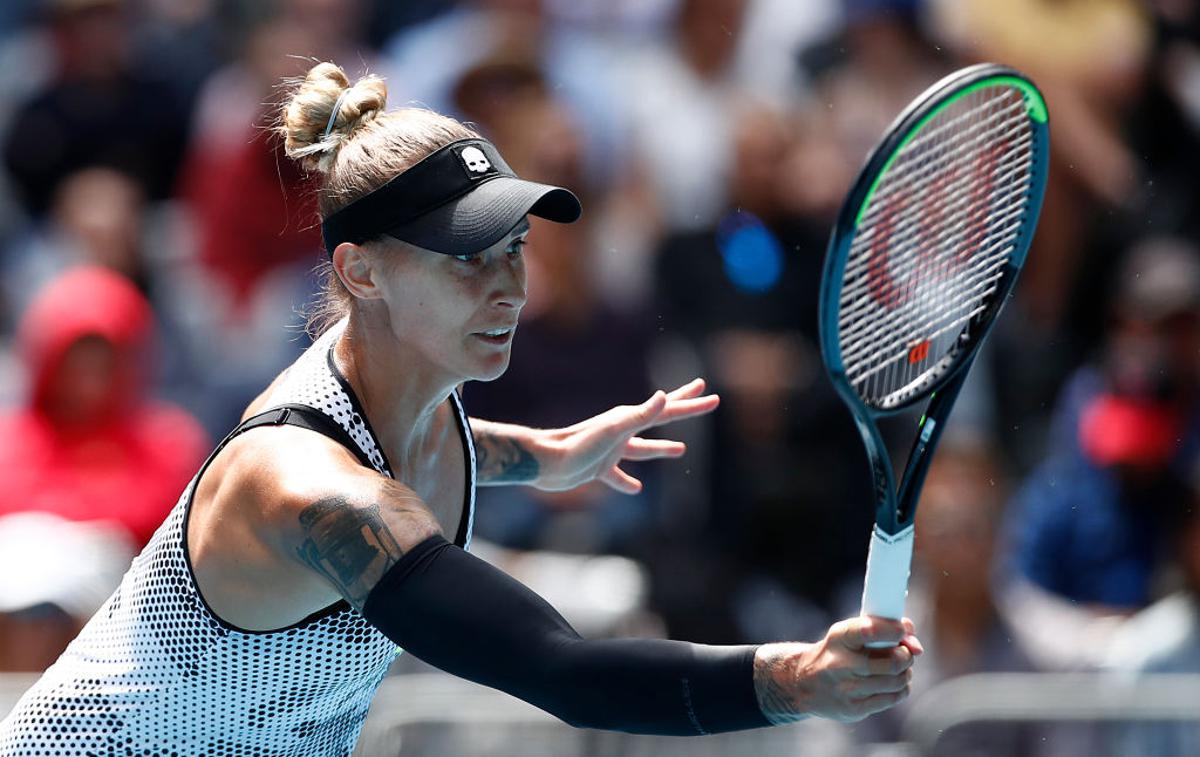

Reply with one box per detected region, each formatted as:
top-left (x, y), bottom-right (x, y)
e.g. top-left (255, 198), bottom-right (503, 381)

top-left (447, 390), bottom-right (475, 549)
top-left (236, 403), bottom-right (374, 470)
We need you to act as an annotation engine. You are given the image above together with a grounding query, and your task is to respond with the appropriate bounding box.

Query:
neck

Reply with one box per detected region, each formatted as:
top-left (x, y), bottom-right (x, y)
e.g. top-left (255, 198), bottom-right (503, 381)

top-left (333, 313), bottom-right (458, 460)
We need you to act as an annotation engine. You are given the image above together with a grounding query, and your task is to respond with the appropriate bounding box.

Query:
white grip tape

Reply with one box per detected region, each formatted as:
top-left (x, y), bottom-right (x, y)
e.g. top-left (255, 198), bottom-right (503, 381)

top-left (860, 524), bottom-right (915, 621)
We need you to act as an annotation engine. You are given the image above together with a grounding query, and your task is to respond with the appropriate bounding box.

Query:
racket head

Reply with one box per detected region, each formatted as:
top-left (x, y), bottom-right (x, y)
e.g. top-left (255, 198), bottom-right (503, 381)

top-left (819, 63), bottom-right (1049, 420)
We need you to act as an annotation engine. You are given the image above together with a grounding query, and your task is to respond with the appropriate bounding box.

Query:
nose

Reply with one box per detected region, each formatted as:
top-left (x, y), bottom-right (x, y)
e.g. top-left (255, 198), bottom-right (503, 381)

top-left (491, 253), bottom-right (527, 311)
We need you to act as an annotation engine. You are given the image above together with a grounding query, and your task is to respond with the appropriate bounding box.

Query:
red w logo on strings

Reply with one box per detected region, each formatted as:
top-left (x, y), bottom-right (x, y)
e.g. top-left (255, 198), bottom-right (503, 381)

top-left (866, 139), bottom-right (1007, 311)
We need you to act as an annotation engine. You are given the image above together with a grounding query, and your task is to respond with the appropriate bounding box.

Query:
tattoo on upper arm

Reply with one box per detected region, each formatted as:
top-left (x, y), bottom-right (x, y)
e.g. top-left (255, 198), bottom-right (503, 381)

top-left (474, 430), bottom-right (539, 484)
top-left (295, 496), bottom-right (407, 610)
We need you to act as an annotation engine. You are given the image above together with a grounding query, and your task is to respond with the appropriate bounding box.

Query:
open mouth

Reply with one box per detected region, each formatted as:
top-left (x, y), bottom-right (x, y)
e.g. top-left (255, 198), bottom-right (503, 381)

top-left (473, 328), bottom-right (514, 345)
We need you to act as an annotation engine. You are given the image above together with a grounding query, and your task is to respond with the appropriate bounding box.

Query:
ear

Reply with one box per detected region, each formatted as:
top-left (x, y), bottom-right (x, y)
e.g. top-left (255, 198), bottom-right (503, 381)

top-left (331, 242), bottom-right (385, 301)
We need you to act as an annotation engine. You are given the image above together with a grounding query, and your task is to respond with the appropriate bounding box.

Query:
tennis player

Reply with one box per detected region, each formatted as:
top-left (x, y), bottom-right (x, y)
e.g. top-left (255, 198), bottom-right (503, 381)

top-left (0, 63), bottom-right (921, 755)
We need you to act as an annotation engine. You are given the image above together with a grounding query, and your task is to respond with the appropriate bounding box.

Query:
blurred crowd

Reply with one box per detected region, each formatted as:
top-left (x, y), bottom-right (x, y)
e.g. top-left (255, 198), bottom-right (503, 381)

top-left (2, 0), bottom-right (1200, 752)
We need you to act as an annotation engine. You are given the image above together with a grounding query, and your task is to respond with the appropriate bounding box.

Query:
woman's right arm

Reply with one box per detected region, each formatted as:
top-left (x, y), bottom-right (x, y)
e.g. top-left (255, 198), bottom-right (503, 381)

top-left (258, 440), bottom-right (918, 734)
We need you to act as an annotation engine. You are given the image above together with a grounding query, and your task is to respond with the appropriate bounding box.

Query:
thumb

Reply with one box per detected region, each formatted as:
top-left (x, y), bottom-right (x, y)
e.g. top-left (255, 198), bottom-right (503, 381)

top-left (836, 616), bottom-right (907, 650)
top-left (631, 390), bottom-right (667, 427)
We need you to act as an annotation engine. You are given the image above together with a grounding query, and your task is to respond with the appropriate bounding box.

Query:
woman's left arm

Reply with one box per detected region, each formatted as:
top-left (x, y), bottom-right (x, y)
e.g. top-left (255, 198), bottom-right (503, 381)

top-left (470, 379), bottom-right (718, 493)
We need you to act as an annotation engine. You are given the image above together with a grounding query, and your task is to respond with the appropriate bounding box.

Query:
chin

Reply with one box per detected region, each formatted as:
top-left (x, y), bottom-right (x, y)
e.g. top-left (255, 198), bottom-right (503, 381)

top-left (471, 355), bottom-right (511, 383)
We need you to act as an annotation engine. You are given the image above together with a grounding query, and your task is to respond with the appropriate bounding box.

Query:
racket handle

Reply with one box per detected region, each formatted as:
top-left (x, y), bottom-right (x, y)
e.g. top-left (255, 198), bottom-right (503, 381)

top-left (860, 524), bottom-right (914, 645)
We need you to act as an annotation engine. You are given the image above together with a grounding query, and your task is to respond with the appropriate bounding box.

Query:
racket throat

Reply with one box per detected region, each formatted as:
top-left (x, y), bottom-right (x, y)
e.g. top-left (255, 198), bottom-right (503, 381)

top-left (894, 415), bottom-right (938, 524)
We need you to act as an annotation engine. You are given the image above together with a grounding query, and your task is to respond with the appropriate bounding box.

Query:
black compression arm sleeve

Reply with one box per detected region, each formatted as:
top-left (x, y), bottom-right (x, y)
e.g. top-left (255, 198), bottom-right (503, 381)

top-left (361, 535), bottom-right (770, 735)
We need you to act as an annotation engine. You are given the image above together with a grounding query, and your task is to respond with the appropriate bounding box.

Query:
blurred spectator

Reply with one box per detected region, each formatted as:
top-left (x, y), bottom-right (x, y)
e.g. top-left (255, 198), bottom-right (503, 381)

top-left (130, 0), bottom-right (226, 122)
top-left (0, 0), bottom-right (39, 35)
top-left (797, 0), bottom-right (948, 185)
top-left (382, 0), bottom-right (662, 167)
top-left (0, 266), bottom-right (207, 671)
top-left (168, 0), bottom-right (377, 434)
top-left (179, 0), bottom-right (369, 307)
top-left (1105, 464), bottom-right (1200, 756)
top-left (999, 237), bottom-right (1200, 669)
top-left (853, 442), bottom-right (1040, 754)
top-left (618, 0), bottom-right (749, 238)
top-left (2, 166), bottom-right (147, 329)
top-left (2, 0), bottom-right (191, 217)
top-left (381, 0), bottom-right (545, 117)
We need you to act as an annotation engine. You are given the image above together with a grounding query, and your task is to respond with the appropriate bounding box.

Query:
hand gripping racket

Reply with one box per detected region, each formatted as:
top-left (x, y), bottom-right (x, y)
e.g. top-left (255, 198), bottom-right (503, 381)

top-left (818, 64), bottom-right (1049, 631)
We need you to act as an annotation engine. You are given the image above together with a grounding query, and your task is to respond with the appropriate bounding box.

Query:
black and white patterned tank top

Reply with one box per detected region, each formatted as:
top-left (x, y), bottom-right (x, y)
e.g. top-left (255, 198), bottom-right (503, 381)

top-left (0, 320), bottom-right (477, 756)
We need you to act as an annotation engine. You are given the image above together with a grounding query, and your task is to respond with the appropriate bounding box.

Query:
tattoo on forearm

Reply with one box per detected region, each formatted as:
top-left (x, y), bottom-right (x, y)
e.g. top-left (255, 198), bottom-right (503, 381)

top-left (474, 430), bottom-right (540, 484)
top-left (754, 646), bottom-right (806, 726)
top-left (295, 496), bottom-right (406, 610)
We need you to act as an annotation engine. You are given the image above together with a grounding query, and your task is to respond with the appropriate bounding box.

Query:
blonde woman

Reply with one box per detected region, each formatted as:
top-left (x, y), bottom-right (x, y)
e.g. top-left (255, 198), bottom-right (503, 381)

top-left (0, 63), bottom-right (921, 754)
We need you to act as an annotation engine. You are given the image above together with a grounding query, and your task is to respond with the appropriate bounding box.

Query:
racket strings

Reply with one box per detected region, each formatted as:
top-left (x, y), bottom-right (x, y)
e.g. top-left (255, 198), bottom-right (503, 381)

top-left (859, 95), bottom-right (1027, 223)
top-left (840, 150), bottom-right (1028, 362)
top-left (845, 98), bottom-right (1030, 287)
top-left (836, 86), bottom-right (1035, 408)
top-left (838, 153), bottom-right (1031, 333)
top-left (842, 242), bottom-right (1012, 384)
top-left (859, 97), bottom-right (1028, 221)
top-left (842, 132), bottom-right (1032, 296)
top-left (853, 199), bottom-right (1025, 405)
top-left (853, 145), bottom-right (1029, 399)
top-left (839, 199), bottom-right (1028, 363)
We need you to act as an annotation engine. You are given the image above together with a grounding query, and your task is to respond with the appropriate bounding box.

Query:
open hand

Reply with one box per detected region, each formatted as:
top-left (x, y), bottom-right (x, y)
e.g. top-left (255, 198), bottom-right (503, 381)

top-left (534, 378), bottom-right (719, 493)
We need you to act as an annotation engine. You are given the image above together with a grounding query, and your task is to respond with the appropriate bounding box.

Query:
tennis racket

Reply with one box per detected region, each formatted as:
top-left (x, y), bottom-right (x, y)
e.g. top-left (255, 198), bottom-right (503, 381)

top-left (818, 64), bottom-right (1049, 632)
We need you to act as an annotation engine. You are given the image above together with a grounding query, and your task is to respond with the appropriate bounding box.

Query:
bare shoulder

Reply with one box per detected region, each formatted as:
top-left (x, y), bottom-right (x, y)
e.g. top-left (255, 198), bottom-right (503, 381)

top-left (191, 424), bottom-right (442, 625)
top-left (240, 368), bottom-right (292, 422)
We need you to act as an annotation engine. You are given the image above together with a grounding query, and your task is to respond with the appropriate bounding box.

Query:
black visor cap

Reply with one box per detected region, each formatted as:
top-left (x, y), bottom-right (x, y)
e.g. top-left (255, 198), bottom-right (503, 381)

top-left (386, 174), bottom-right (580, 256)
top-left (321, 138), bottom-right (582, 256)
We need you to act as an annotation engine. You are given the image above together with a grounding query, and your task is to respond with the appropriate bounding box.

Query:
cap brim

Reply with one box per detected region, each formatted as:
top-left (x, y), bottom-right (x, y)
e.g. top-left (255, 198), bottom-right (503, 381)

top-left (385, 176), bottom-right (582, 256)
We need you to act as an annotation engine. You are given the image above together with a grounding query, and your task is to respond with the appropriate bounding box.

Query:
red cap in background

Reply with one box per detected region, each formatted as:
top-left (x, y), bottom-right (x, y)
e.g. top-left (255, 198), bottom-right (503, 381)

top-left (1079, 394), bottom-right (1180, 469)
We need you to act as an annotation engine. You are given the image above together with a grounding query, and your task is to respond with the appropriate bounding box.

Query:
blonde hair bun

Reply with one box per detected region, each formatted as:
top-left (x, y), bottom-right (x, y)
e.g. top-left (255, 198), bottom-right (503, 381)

top-left (281, 62), bottom-right (388, 173)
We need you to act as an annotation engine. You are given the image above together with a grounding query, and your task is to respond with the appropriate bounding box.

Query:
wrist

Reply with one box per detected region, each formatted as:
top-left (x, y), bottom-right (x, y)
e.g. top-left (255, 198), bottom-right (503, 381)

top-left (472, 420), bottom-right (545, 486)
top-left (753, 643), bottom-right (811, 726)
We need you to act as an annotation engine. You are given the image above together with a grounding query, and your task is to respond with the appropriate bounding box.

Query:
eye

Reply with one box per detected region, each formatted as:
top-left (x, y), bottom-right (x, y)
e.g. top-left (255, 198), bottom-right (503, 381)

top-left (506, 238), bottom-right (528, 256)
top-left (452, 251), bottom-right (483, 264)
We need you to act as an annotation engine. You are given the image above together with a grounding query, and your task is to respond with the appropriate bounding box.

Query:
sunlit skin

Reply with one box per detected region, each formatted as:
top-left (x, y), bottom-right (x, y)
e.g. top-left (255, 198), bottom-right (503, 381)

top-left (327, 217), bottom-right (721, 495)
top-left (326, 220), bottom-right (529, 471)
top-left (206, 214), bottom-right (923, 724)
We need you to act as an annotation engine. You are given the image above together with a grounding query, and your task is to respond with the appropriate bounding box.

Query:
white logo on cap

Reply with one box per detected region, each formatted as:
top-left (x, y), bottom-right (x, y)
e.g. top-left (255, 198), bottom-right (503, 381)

top-left (461, 146), bottom-right (492, 174)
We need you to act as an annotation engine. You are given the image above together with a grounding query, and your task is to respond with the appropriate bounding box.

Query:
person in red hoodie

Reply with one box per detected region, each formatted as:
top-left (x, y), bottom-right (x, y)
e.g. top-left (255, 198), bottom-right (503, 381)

top-left (0, 266), bottom-right (207, 671)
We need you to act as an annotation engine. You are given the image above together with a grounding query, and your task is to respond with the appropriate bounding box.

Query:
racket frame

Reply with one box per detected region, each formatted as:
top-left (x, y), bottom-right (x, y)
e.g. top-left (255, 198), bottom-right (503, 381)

top-left (819, 62), bottom-right (1049, 539)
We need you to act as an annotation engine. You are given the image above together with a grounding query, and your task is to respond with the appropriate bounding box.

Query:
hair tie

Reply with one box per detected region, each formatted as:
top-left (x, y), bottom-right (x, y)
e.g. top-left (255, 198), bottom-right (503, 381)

top-left (323, 90), bottom-right (353, 140)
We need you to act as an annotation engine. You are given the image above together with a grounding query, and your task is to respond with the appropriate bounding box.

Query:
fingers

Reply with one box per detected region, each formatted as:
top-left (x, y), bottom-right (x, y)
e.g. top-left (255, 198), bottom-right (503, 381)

top-left (599, 465), bottom-right (642, 494)
top-left (838, 655), bottom-right (914, 721)
top-left (860, 645), bottom-right (915, 676)
top-left (845, 668), bottom-right (912, 698)
top-left (622, 437), bottom-right (686, 461)
top-left (900, 617), bottom-right (924, 655)
top-left (605, 384), bottom-right (719, 437)
top-left (899, 633), bottom-right (924, 656)
top-left (637, 390), bottom-right (668, 423)
top-left (854, 689), bottom-right (910, 719)
top-left (833, 616), bottom-right (909, 651)
top-left (657, 394), bottom-right (720, 424)
top-left (665, 378), bottom-right (707, 401)
top-left (645, 379), bottom-right (720, 427)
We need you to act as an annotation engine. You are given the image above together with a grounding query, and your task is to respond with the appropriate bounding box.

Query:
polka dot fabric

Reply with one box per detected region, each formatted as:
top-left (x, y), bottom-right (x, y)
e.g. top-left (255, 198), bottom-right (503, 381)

top-left (0, 319), bottom-right (477, 754)
top-left (270, 323), bottom-right (395, 477)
